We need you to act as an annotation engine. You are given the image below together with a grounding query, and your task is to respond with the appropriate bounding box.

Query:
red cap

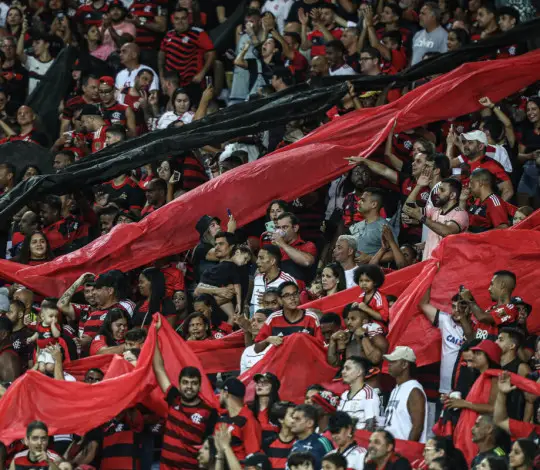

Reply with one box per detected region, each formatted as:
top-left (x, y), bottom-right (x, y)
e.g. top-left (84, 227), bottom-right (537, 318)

top-left (471, 340), bottom-right (502, 364)
top-left (99, 76), bottom-right (115, 87)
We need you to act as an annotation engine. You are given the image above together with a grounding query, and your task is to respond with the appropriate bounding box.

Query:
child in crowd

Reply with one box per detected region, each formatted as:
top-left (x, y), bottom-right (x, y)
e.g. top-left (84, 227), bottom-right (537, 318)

top-left (27, 298), bottom-right (61, 349)
top-left (352, 265), bottom-right (389, 333)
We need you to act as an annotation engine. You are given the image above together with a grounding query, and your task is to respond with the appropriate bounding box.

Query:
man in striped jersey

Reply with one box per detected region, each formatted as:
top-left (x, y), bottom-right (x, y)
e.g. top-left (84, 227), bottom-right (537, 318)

top-left (10, 421), bottom-right (61, 470)
top-left (251, 245), bottom-right (297, 312)
top-left (338, 356), bottom-right (381, 430)
top-left (263, 401), bottom-right (296, 470)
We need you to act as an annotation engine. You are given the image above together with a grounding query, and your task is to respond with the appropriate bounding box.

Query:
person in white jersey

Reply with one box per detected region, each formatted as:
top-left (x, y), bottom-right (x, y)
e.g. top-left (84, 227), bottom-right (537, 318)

top-left (251, 245), bottom-right (297, 312)
top-left (338, 356), bottom-right (381, 430)
top-left (383, 346), bottom-right (428, 443)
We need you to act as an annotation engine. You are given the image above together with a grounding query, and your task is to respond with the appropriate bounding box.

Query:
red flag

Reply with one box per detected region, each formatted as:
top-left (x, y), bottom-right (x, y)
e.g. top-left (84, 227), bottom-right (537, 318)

top-left (0, 52), bottom-right (539, 297)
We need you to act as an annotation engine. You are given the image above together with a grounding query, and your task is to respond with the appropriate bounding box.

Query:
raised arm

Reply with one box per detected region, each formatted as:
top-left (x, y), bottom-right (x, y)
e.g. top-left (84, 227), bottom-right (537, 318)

top-left (152, 316), bottom-right (172, 393)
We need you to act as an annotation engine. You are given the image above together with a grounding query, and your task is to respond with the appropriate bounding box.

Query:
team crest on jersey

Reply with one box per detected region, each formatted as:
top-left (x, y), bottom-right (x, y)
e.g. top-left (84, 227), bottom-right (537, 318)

top-left (144, 5), bottom-right (152, 12)
top-left (404, 140), bottom-right (412, 150)
top-left (301, 328), bottom-right (310, 334)
top-left (191, 413), bottom-right (203, 424)
top-left (182, 36), bottom-right (190, 43)
top-left (112, 112), bottom-right (121, 120)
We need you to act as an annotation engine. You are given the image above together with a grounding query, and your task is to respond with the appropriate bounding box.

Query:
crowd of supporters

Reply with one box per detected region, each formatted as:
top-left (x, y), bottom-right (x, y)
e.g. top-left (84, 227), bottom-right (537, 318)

top-left (0, 0), bottom-right (539, 468)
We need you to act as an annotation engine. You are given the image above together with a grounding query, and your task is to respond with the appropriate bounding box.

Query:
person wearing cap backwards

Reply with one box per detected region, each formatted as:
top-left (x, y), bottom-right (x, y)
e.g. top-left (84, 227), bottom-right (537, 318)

top-left (97, 76), bottom-right (137, 137)
top-left (60, 75), bottom-right (101, 135)
top-left (152, 316), bottom-right (218, 469)
top-left (458, 270), bottom-right (519, 341)
top-left (383, 346), bottom-right (428, 443)
top-left (290, 403), bottom-right (334, 470)
top-left (447, 129), bottom-right (514, 201)
top-left (444, 339), bottom-right (502, 416)
top-left (217, 377), bottom-right (262, 460)
top-left (79, 104), bottom-right (108, 153)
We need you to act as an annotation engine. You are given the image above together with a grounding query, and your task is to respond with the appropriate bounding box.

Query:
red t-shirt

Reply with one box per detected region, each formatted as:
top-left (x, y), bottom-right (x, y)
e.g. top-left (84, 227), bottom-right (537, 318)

top-left (459, 154), bottom-right (510, 186)
top-left (160, 264), bottom-right (186, 297)
top-left (89, 334), bottom-right (124, 355)
top-left (308, 27), bottom-right (343, 57)
top-left (468, 194), bottom-right (510, 233)
top-left (216, 406), bottom-right (262, 460)
top-left (358, 290), bottom-right (389, 333)
top-left (509, 418), bottom-right (540, 439)
top-left (472, 302), bottom-right (519, 340)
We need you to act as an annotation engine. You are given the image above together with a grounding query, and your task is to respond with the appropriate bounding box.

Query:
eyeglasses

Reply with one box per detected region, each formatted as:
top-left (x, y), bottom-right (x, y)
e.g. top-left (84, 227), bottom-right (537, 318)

top-left (281, 292), bottom-right (299, 299)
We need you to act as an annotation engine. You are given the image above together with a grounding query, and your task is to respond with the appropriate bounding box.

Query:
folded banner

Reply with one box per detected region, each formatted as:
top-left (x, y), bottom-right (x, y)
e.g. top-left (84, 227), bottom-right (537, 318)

top-left (0, 315), bottom-right (217, 445)
top-left (454, 370), bottom-right (540, 464)
top-left (188, 330), bottom-right (246, 374)
top-left (2, 50), bottom-right (540, 297)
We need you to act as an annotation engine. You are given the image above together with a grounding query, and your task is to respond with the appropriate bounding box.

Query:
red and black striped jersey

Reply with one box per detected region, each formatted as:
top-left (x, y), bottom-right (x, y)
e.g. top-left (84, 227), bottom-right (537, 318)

top-left (160, 386), bottom-right (218, 470)
top-left (178, 154), bottom-right (208, 191)
top-left (118, 92), bottom-right (147, 135)
top-left (90, 125), bottom-right (108, 153)
top-left (472, 302), bottom-right (519, 340)
top-left (101, 101), bottom-right (129, 127)
top-left (36, 322), bottom-right (58, 349)
top-left (101, 177), bottom-right (146, 211)
top-left (75, 3), bottom-right (108, 28)
top-left (129, 0), bottom-right (168, 49)
top-left (42, 214), bottom-right (91, 253)
top-left (255, 310), bottom-right (323, 343)
top-left (262, 435), bottom-right (296, 470)
top-left (160, 27), bottom-right (214, 86)
top-left (216, 406), bottom-right (262, 460)
top-left (82, 303), bottom-right (127, 339)
top-left (12, 449), bottom-right (61, 469)
top-left (99, 410), bottom-right (143, 470)
top-left (255, 407), bottom-right (279, 441)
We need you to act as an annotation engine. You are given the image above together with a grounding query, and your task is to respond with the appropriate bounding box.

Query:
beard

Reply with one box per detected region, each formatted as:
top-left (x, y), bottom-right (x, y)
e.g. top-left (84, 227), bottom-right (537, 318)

top-left (433, 194), bottom-right (449, 208)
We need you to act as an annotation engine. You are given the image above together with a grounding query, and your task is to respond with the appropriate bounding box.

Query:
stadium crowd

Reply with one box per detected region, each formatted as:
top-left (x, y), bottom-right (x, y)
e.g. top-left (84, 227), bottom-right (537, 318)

top-left (0, 0), bottom-right (539, 468)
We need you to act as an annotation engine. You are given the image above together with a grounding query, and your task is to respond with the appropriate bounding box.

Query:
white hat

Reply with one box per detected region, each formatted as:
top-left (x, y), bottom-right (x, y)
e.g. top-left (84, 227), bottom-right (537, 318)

top-left (461, 130), bottom-right (488, 145)
top-left (383, 346), bottom-right (417, 363)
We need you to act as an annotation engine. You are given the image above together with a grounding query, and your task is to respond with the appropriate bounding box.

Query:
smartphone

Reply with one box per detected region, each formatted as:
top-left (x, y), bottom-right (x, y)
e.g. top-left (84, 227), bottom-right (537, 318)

top-left (205, 76), bottom-right (213, 87)
top-left (406, 202), bottom-right (416, 208)
top-left (171, 170), bottom-right (181, 183)
top-left (226, 208), bottom-right (232, 217)
top-left (265, 221), bottom-right (275, 233)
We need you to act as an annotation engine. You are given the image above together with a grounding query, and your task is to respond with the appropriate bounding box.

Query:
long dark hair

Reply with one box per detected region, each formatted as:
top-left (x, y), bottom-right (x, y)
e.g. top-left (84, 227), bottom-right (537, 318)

top-left (193, 294), bottom-right (228, 328)
top-left (17, 231), bottom-right (55, 264)
top-left (98, 308), bottom-right (131, 346)
top-left (171, 87), bottom-right (191, 115)
top-left (249, 380), bottom-right (281, 419)
top-left (140, 267), bottom-right (167, 315)
top-left (181, 312), bottom-right (211, 340)
top-left (322, 262), bottom-right (347, 295)
top-left (431, 437), bottom-right (468, 470)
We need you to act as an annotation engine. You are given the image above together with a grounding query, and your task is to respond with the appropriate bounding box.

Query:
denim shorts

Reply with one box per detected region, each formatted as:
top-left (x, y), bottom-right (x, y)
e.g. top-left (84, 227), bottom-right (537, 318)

top-left (517, 161), bottom-right (539, 196)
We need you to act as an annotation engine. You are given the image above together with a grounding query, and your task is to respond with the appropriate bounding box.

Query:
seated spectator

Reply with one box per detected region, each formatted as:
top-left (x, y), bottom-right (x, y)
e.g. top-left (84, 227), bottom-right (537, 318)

top-left (155, 87), bottom-right (195, 129)
top-left (0, 105), bottom-right (48, 146)
top-left (0, 316), bottom-right (22, 382)
top-left (418, 436), bottom-right (468, 470)
top-left (124, 327), bottom-right (147, 349)
top-left (287, 452), bottom-right (316, 470)
top-left (97, 76), bottom-right (137, 137)
top-left (332, 235), bottom-right (357, 288)
top-left (134, 267), bottom-right (176, 328)
top-left (89, 307), bottom-right (130, 355)
top-left (472, 2), bottom-right (499, 40)
top-left (193, 214), bottom-right (221, 282)
top-left (115, 42), bottom-right (159, 93)
top-left (512, 206), bottom-right (534, 225)
top-left (6, 299), bottom-right (33, 370)
top-left (447, 27), bottom-right (470, 51)
top-left (469, 414), bottom-right (508, 469)
top-left (319, 312), bottom-right (342, 344)
top-left (60, 75), bottom-right (101, 135)
top-left (239, 308), bottom-right (273, 373)
top-left (12, 421), bottom-right (61, 468)
top-left (364, 429), bottom-right (412, 469)
top-left (325, 40), bottom-right (356, 76)
top-left (320, 262), bottom-right (347, 298)
top-left (141, 178), bottom-right (167, 217)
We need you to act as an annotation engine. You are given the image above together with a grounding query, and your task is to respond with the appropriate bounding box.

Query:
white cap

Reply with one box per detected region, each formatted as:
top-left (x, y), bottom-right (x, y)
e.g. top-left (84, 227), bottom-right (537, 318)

top-left (461, 130), bottom-right (488, 145)
top-left (383, 346), bottom-right (417, 363)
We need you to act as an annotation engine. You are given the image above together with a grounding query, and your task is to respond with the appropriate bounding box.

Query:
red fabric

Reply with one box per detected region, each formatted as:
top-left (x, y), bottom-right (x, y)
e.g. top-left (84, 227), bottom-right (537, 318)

top-left (1, 52), bottom-right (539, 298)
top-left (0, 315), bottom-right (217, 445)
top-left (355, 430), bottom-right (425, 463)
top-left (188, 329), bottom-right (245, 374)
top-left (453, 370), bottom-right (540, 464)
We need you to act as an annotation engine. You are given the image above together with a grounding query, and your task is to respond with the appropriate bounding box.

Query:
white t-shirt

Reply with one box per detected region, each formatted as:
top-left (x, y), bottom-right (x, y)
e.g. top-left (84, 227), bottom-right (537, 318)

top-left (436, 311), bottom-right (465, 393)
top-left (344, 268), bottom-right (357, 289)
top-left (329, 64), bottom-right (357, 76)
top-left (115, 64), bottom-right (159, 92)
top-left (25, 56), bottom-right (54, 95)
top-left (338, 384), bottom-right (382, 429)
top-left (486, 144), bottom-right (513, 173)
top-left (250, 270), bottom-right (297, 311)
top-left (157, 110), bottom-right (194, 129)
top-left (240, 344), bottom-right (270, 374)
top-left (261, 0), bottom-right (294, 33)
top-left (327, 445), bottom-right (366, 470)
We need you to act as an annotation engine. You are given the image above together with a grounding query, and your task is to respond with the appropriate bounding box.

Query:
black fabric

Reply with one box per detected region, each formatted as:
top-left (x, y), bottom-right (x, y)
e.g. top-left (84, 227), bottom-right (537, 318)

top-left (0, 141), bottom-right (53, 177)
top-left (200, 260), bottom-right (240, 286)
top-left (1, 18), bottom-right (539, 224)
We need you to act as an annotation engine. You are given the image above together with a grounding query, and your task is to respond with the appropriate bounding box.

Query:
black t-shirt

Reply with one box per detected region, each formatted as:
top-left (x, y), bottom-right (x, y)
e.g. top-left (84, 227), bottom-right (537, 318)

top-left (520, 124), bottom-right (540, 152)
top-left (200, 260), bottom-right (241, 287)
top-left (287, 1), bottom-right (320, 22)
top-left (2, 62), bottom-right (29, 107)
top-left (192, 242), bottom-right (218, 282)
top-left (470, 448), bottom-right (507, 470)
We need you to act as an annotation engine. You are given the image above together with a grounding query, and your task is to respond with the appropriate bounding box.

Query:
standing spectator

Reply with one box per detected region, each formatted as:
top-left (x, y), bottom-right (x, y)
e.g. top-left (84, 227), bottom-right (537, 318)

top-left (1, 36), bottom-right (28, 106)
top-left (217, 377), bottom-right (262, 460)
top-left (16, 231), bottom-right (54, 265)
top-left (193, 214), bottom-right (221, 282)
top-left (239, 308), bottom-right (273, 373)
top-left (100, 1), bottom-right (136, 53)
top-left (273, 212), bottom-right (317, 284)
top-left (262, 401), bottom-right (297, 470)
top-left (254, 281), bottom-right (323, 353)
top-left (89, 307), bottom-right (130, 355)
top-left (300, 4), bottom-right (342, 58)
top-left (18, 30), bottom-right (54, 95)
top-left (262, 0), bottom-right (294, 33)
top-left (115, 42), bottom-right (159, 93)
top-left (98, 76), bottom-right (137, 137)
top-left (326, 40), bottom-right (356, 76)
top-left (364, 430), bottom-right (412, 470)
top-left (290, 404), bottom-right (334, 470)
top-left (0, 316), bottom-right (21, 383)
top-left (134, 267), bottom-right (176, 328)
top-left (469, 415), bottom-right (507, 469)
top-left (516, 98), bottom-right (540, 208)
top-left (473, 2), bottom-right (499, 40)
top-left (141, 178), bottom-right (167, 216)
top-left (403, 177), bottom-right (469, 260)
top-left (340, 27), bottom-right (360, 72)
top-left (153, 318), bottom-right (218, 470)
top-left (75, 0), bottom-right (108, 29)
top-left (383, 346), bottom-right (428, 443)
top-left (127, 0), bottom-right (167, 65)
top-left (411, 2), bottom-right (448, 65)
top-left (6, 299), bottom-right (33, 370)
top-left (338, 356), bottom-right (381, 430)
top-left (193, 294), bottom-right (232, 339)
top-left (159, 8), bottom-right (216, 88)
top-left (250, 372), bottom-right (281, 440)
top-left (60, 75), bottom-right (100, 134)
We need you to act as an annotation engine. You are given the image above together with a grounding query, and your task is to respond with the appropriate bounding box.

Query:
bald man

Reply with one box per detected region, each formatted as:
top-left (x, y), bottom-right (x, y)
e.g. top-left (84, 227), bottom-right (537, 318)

top-left (13, 288), bottom-right (36, 323)
top-left (0, 105), bottom-right (48, 146)
top-left (115, 42), bottom-right (159, 94)
top-left (310, 55), bottom-right (329, 78)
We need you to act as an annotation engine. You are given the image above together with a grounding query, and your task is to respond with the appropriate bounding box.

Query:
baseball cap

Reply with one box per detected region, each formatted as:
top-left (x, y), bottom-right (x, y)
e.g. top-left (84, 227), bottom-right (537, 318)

top-left (94, 272), bottom-right (117, 289)
top-left (109, 0), bottom-right (127, 10)
top-left (383, 346), bottom-right (417, 363)
top-left (253, 372), bottom-right (280, 390)
top-left (511, 296), bottom-right (532, 313)
top-left (99, 76), bottom-right (115, 88)
top-left (242, 453), bottom-right (271, 470)
top-left (461, 130), bottom-right (488, 145)
top-left (79, 104), bottom-right (102, 117)
top-left (311, 389), bottom-right (340, 414)
top-left (222, 377), bottom-right (246, 398)
top-left (195, 215), bottom-right (221, 237)
top-left (471, 340), bottom-right (502, 364)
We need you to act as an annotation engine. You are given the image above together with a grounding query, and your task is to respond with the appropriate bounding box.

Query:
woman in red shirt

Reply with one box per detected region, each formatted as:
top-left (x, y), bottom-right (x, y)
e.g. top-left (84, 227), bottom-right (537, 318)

top-left (89, 308), bottom-right (131, 355)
